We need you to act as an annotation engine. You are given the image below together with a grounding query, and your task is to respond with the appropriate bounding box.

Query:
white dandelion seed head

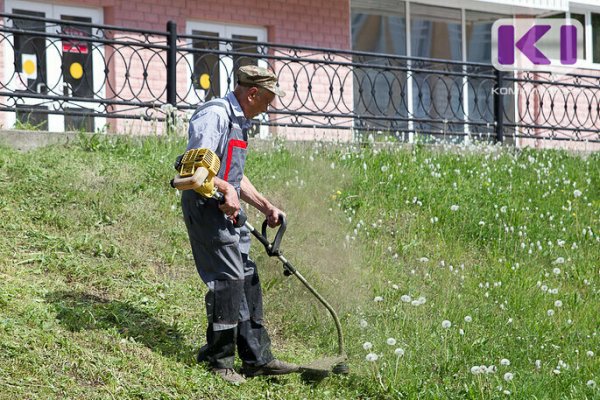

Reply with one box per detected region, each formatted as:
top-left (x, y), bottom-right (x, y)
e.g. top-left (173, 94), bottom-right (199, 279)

top-left (401, 295), bottom-right (412, 303)
top-left (374, 296), bottom-right (384, 302)
top-left (553, 267), bottom-right (562, 275)
top-left (586, 351), bottom-right (594, 357)
top-left (450, 205), bottom-right (459, 212)
top-left (365, 352), bottom-right (378, 362)
top-left (386, 338), bottom-right (397, 346)
top-left (500, 358), bottom-right (510, 366)
top-left (587, 380), bottom-right (597, 388)
top-left (464, 316), bottom-right (473, 323)
top-left (394, 348), bottom-right (405, 357)
top-left (554, 300), bottom-right (563, 308)
top-left (503, 372), bottom-right (514, 382)
top-left (359, 319), bottom-right (368, 328)
top-left (487, 365), bottom-right (497, 374)
top-left (363, 341), bottom-right (373, 350)
top-left (547, 309), bottom-right (555, 316)
top-left (419, 257), bottom-right (429, 263)
top-left (535, 360), bottom-right (542, 369)
top-left (459, 328), bottom-right (465, 335)
top-left (503, 390), bottom-right (511, 395)
top-left (554, 257), bottom-right (565, 265)
top-left (553, 369), bottom-right (561, 375)
top-left (574, 189), bottom-right (582, 198)
top-left (442, 320), bottom-right (452, 329)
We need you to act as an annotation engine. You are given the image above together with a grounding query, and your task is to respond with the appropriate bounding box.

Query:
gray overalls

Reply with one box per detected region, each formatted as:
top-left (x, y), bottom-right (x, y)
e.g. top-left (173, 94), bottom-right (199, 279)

top-left (181, 92), bottom-right (273, 369)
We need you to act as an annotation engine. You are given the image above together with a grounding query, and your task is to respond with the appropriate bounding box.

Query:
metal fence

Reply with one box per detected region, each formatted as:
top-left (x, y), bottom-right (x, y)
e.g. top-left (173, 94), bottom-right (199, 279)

top-left (1, 13), bottom-right (599, 143)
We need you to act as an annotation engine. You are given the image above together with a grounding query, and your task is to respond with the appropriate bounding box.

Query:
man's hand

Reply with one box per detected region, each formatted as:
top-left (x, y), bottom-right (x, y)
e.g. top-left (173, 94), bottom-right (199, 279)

top-left (265, 205), bottom-right (285, 228)
top-left (218, 182), bottom-right (241, 220)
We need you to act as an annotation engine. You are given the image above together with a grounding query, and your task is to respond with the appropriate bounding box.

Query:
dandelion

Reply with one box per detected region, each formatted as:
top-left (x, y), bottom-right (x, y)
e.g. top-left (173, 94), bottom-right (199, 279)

top-left (574, 189), bottom-right (582, 198)
top-left (547, 309), bottom-right (555, 316)
top-left (401, 295), bottom-right (412, 303)
top-left (503, 372), bottom-right (514, 382)
top-left (359, 319), bottom-right (368, 328)
top-left (500, 358), bottom-right (510, 366)
top-left (464, 315), bottom-right (472, 323)
top-left (441, 320), bottom-right (452, 329)
top-left (554, 257), bottom-right (565, 264)
top-left (535, 360), bottom-right (541, 370)
top-left (450, 205), bottom-right (459, 212)
top-left (554, 300), bottom-right (563, 308)
top-left (418, 257), bottom-right (429, 263)
top-left (500, 206), bottom-right (507, 213)
top-left (459, 329), bottom-right (465, 335)
top-left (365, 352), bottom-right (378, 362)
top-left (553, 267), bottom-right (561, 275)
top-left (394, 348), bottom-right (405, 357)
top-left (586, 351), bottom-right (594, 357)
top-left (503, 390), bottom-right (511, 395)
top-left (487, 365), bottom-right (497, 374)
top-left (374, 296), bottom-right (384, 302)
top-left (386, 338), bottom-right (397, 346)
top-left (587, 380), bottom-right (597, 388)
top-left (471, 365), bottom-right (483, 375)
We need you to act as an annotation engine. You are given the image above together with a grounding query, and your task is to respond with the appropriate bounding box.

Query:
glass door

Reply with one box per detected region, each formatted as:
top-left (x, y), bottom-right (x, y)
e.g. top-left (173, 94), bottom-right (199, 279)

top-left (5, 1), bottom-right (103, 131)
top-left (186, 22), bottom-right (270, 137)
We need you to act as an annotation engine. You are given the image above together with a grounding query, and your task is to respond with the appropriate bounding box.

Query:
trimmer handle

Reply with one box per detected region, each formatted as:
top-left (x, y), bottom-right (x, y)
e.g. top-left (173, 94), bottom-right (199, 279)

top-left (214, 191), bottom-right (247, 228)
top-left (261, 214), bottom-right (286, 257)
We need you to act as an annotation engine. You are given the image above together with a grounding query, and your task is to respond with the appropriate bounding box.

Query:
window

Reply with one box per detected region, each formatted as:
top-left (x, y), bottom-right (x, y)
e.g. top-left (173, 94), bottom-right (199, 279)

top-left (593, 13), bottom-right (600, 64)
top-left (410, 4), bottom-right (463, 135)
top-left (351, 5), bottom-right (408, 131)
top-left (187, 22), bottom-right (266, 102)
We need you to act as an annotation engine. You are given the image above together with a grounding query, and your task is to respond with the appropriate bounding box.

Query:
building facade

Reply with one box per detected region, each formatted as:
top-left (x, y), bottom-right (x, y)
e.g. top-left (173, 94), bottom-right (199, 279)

top-left (1, 0), bottom-right (599, 147)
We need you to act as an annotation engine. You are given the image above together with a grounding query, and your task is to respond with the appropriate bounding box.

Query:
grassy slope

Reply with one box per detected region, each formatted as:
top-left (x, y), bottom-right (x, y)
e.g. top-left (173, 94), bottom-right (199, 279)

top-left (0, 135), bottom-right (598, 399)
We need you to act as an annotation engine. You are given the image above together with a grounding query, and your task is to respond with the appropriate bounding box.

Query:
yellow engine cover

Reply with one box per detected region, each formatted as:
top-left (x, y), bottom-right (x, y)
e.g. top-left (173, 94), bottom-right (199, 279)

top-left (179, 148), bottom-right (220, 197)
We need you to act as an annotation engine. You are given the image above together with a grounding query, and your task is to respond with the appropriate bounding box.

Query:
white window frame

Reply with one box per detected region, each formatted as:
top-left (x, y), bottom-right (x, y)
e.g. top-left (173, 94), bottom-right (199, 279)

top-left (4, 0), bottom-right (105, 131)
top-left (186, 21), bottom-right (270, 138)
top-left (569, 6), bottom-right (600, 69)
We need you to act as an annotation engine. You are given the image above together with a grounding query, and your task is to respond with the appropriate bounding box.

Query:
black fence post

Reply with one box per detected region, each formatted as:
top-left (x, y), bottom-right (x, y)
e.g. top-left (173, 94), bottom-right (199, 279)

top-left (166, 20), bottom-right (177, 134)
top-left (493, 69), bottom-right (504, 144)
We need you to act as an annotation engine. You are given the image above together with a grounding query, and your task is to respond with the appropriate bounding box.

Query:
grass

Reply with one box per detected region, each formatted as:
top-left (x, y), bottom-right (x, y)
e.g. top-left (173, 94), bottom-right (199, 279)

top-left (0, 134), bottom-right (598, 399)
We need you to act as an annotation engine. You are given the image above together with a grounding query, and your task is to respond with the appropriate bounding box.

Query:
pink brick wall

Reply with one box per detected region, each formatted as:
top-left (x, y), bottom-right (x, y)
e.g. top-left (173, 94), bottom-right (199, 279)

top-left (0, 0), bottom-right (349, 135)
top-left (515, 68), bottom-right (600, 150)
top-left (71, 0), bottom-right (349, 50)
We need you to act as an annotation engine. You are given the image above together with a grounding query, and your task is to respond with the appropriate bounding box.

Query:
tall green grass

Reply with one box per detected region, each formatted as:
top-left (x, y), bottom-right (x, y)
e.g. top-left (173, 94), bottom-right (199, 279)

top-left (0, 135), bottom-right (598, 399)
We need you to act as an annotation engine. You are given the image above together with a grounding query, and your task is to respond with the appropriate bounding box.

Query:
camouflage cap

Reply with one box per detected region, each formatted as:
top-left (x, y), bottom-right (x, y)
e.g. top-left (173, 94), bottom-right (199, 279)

top-left (237, 65), bottom-right (286, 97)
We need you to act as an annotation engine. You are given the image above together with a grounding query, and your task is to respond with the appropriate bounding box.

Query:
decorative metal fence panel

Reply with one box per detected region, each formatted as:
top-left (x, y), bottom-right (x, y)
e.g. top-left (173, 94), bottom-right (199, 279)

top-left (1, 13), bottom-right (598, 143)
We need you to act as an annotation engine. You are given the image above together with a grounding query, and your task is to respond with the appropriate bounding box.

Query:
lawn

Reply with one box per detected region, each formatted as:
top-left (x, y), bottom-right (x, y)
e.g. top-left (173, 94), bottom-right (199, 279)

top-left (0, 134), bottom-right (598, 399)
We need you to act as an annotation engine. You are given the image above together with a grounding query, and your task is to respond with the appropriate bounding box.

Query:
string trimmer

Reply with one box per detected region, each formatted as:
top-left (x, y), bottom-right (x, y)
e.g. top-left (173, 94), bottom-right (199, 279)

top-left (171, 148), bottom-right (349, 378)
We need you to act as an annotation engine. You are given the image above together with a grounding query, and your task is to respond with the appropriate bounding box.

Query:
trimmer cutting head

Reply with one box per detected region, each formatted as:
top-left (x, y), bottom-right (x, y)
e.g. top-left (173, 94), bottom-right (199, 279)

top-left (299, 355), bottom-right (349, 381)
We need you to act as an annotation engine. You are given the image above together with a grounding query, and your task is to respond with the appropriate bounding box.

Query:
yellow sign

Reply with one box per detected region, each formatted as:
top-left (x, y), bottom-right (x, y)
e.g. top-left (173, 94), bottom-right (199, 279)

top-left (70, 62), bottom-right (83, 80)
top-left (199, 73), bottom-right (211, 90)
top-left (21, 54), bottom-right (37, 79)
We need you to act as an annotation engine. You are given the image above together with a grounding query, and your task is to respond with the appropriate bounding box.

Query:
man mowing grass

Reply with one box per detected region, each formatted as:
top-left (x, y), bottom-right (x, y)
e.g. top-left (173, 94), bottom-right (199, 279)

top-left (180, 66), bottom-right (298, 384)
